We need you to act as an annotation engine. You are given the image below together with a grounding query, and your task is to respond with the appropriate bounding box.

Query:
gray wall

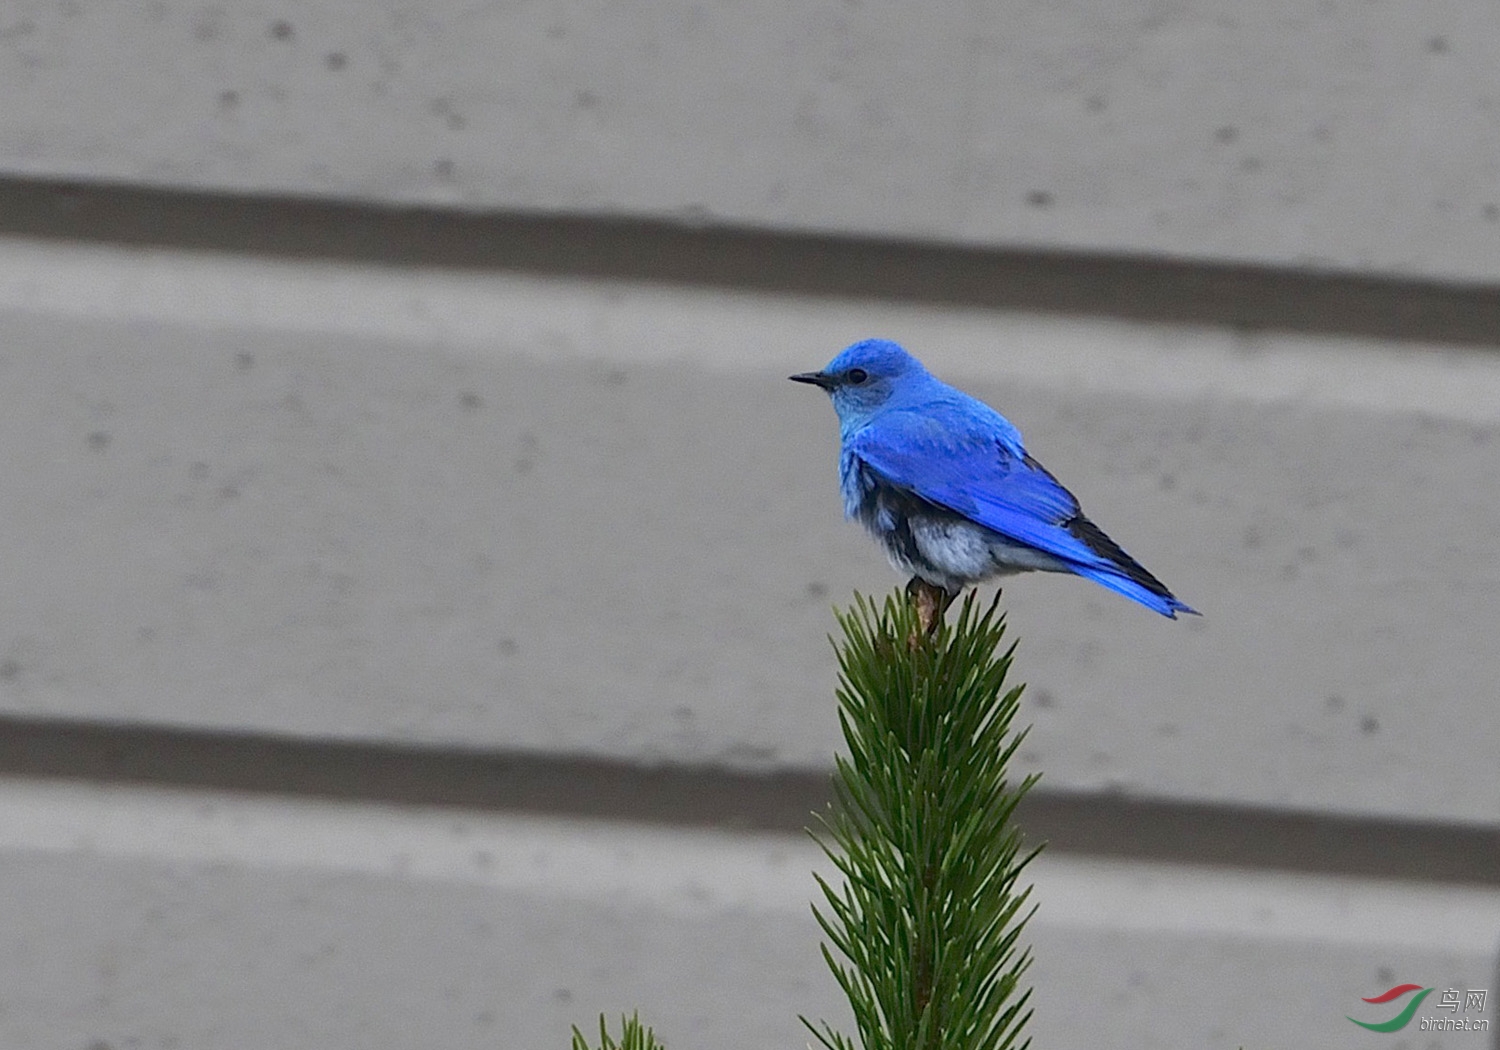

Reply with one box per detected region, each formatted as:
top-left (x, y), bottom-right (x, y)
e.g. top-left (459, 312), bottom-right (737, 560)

top-left (2, 3), bottom-right (1499, 1048)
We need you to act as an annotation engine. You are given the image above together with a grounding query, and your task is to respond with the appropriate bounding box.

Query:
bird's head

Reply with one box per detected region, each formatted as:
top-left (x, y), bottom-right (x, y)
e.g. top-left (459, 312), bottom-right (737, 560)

top-left (789, 339), bottom-right (930, 429)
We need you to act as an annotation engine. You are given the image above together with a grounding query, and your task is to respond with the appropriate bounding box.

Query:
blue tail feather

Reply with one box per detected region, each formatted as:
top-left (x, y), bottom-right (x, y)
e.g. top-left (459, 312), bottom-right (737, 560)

top-left (1073, 564), bottom-right (1200, 619)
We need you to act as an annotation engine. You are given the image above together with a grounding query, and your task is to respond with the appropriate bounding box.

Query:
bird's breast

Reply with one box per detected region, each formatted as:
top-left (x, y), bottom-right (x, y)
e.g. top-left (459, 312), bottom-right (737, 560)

top-left (838, 450), bottom-right (875, 522)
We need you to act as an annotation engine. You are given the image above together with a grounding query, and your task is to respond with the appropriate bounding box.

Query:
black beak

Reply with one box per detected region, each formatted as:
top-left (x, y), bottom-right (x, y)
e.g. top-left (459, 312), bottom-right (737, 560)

top-left (789, 371), bottom-right (835, 390)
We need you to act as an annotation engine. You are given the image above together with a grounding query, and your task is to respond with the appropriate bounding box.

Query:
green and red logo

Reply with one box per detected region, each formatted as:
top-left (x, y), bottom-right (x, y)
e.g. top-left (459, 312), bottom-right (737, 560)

top-left (1348, 984), bottom-right (1432, 1032)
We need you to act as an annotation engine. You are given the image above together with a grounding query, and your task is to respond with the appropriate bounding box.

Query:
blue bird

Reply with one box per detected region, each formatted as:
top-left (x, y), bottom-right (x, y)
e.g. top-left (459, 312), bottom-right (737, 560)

top-left (791, 339), bottom-right (1197, 619)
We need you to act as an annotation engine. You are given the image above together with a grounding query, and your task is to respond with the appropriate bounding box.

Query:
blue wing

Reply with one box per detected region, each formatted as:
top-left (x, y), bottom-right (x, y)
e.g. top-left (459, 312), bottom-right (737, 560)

top-left (847, 401), bottom-right (1195, 617)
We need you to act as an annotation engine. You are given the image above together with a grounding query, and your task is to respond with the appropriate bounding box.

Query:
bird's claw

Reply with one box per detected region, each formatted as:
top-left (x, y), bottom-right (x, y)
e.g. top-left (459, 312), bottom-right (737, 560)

top-left (905, 577), bottom-right (959, 642)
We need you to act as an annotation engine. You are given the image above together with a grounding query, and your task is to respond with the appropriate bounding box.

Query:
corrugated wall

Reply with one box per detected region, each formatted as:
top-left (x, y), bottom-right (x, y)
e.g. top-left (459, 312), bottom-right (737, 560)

top-left (1, 3), bottom-right (1498, 1048)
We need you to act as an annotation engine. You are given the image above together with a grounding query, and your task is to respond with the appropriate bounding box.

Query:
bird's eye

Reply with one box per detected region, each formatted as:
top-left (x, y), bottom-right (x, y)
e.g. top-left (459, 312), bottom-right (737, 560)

top-left (847, 368), bottom-right (869, 385)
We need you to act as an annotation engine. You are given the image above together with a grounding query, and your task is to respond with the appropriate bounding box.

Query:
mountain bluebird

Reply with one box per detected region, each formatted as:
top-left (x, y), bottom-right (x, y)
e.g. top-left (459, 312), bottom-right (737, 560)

top-left (791, 339), bottom-right (1197, 619)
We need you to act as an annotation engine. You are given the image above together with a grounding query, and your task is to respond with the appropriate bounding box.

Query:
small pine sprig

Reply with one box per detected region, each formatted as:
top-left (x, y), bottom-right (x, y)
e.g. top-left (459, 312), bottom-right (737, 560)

top-left (570, 1012), bottom-right (665, 1050)
top-left (805, 590), bottom-right (1041, 1050)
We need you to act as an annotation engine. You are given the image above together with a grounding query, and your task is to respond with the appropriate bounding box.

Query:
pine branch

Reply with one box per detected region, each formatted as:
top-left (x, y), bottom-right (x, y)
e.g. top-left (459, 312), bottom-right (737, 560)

top-left (805, 590), bottom-right (1041, 1050)
top-left (570, 1013), bottom-right (665, 1050)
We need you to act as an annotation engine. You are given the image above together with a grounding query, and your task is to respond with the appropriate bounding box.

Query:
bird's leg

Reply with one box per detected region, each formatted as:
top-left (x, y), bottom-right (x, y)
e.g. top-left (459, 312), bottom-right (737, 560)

top-left (905, 577), bottom-right (959, 639)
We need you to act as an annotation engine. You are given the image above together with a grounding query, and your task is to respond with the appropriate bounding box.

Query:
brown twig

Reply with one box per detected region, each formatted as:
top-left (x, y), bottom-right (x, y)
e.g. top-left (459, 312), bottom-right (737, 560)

top-left (904, 577), bottom-right (960, 643)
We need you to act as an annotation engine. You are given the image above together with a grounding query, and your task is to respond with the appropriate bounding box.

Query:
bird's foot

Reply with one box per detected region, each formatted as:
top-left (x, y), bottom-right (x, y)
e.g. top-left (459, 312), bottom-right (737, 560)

top-left (905, 577), bottom-right (959, 642)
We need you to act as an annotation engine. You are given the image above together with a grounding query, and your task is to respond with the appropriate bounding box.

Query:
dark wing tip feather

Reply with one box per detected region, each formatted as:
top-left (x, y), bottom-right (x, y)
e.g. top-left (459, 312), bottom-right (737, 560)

top-left (1063, 513), bottom-right (1179, 603)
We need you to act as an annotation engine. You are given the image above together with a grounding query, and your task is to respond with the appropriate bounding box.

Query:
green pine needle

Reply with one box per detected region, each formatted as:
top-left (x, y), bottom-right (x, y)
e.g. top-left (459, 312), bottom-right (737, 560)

top-left (570, 1013), bottom-right (665, 1050)
top-left (804, 590), bottom-right (1041, 1050)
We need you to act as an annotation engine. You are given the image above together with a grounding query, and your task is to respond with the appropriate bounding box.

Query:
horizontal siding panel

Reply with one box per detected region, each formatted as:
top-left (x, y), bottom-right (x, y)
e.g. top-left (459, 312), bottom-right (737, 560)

top-left (0, 781), bottom-right (1494, 1050)
top-left (2, 2), bottom-right (1500, 281)
top-left (1, 237), bottom-right (1498, 823)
